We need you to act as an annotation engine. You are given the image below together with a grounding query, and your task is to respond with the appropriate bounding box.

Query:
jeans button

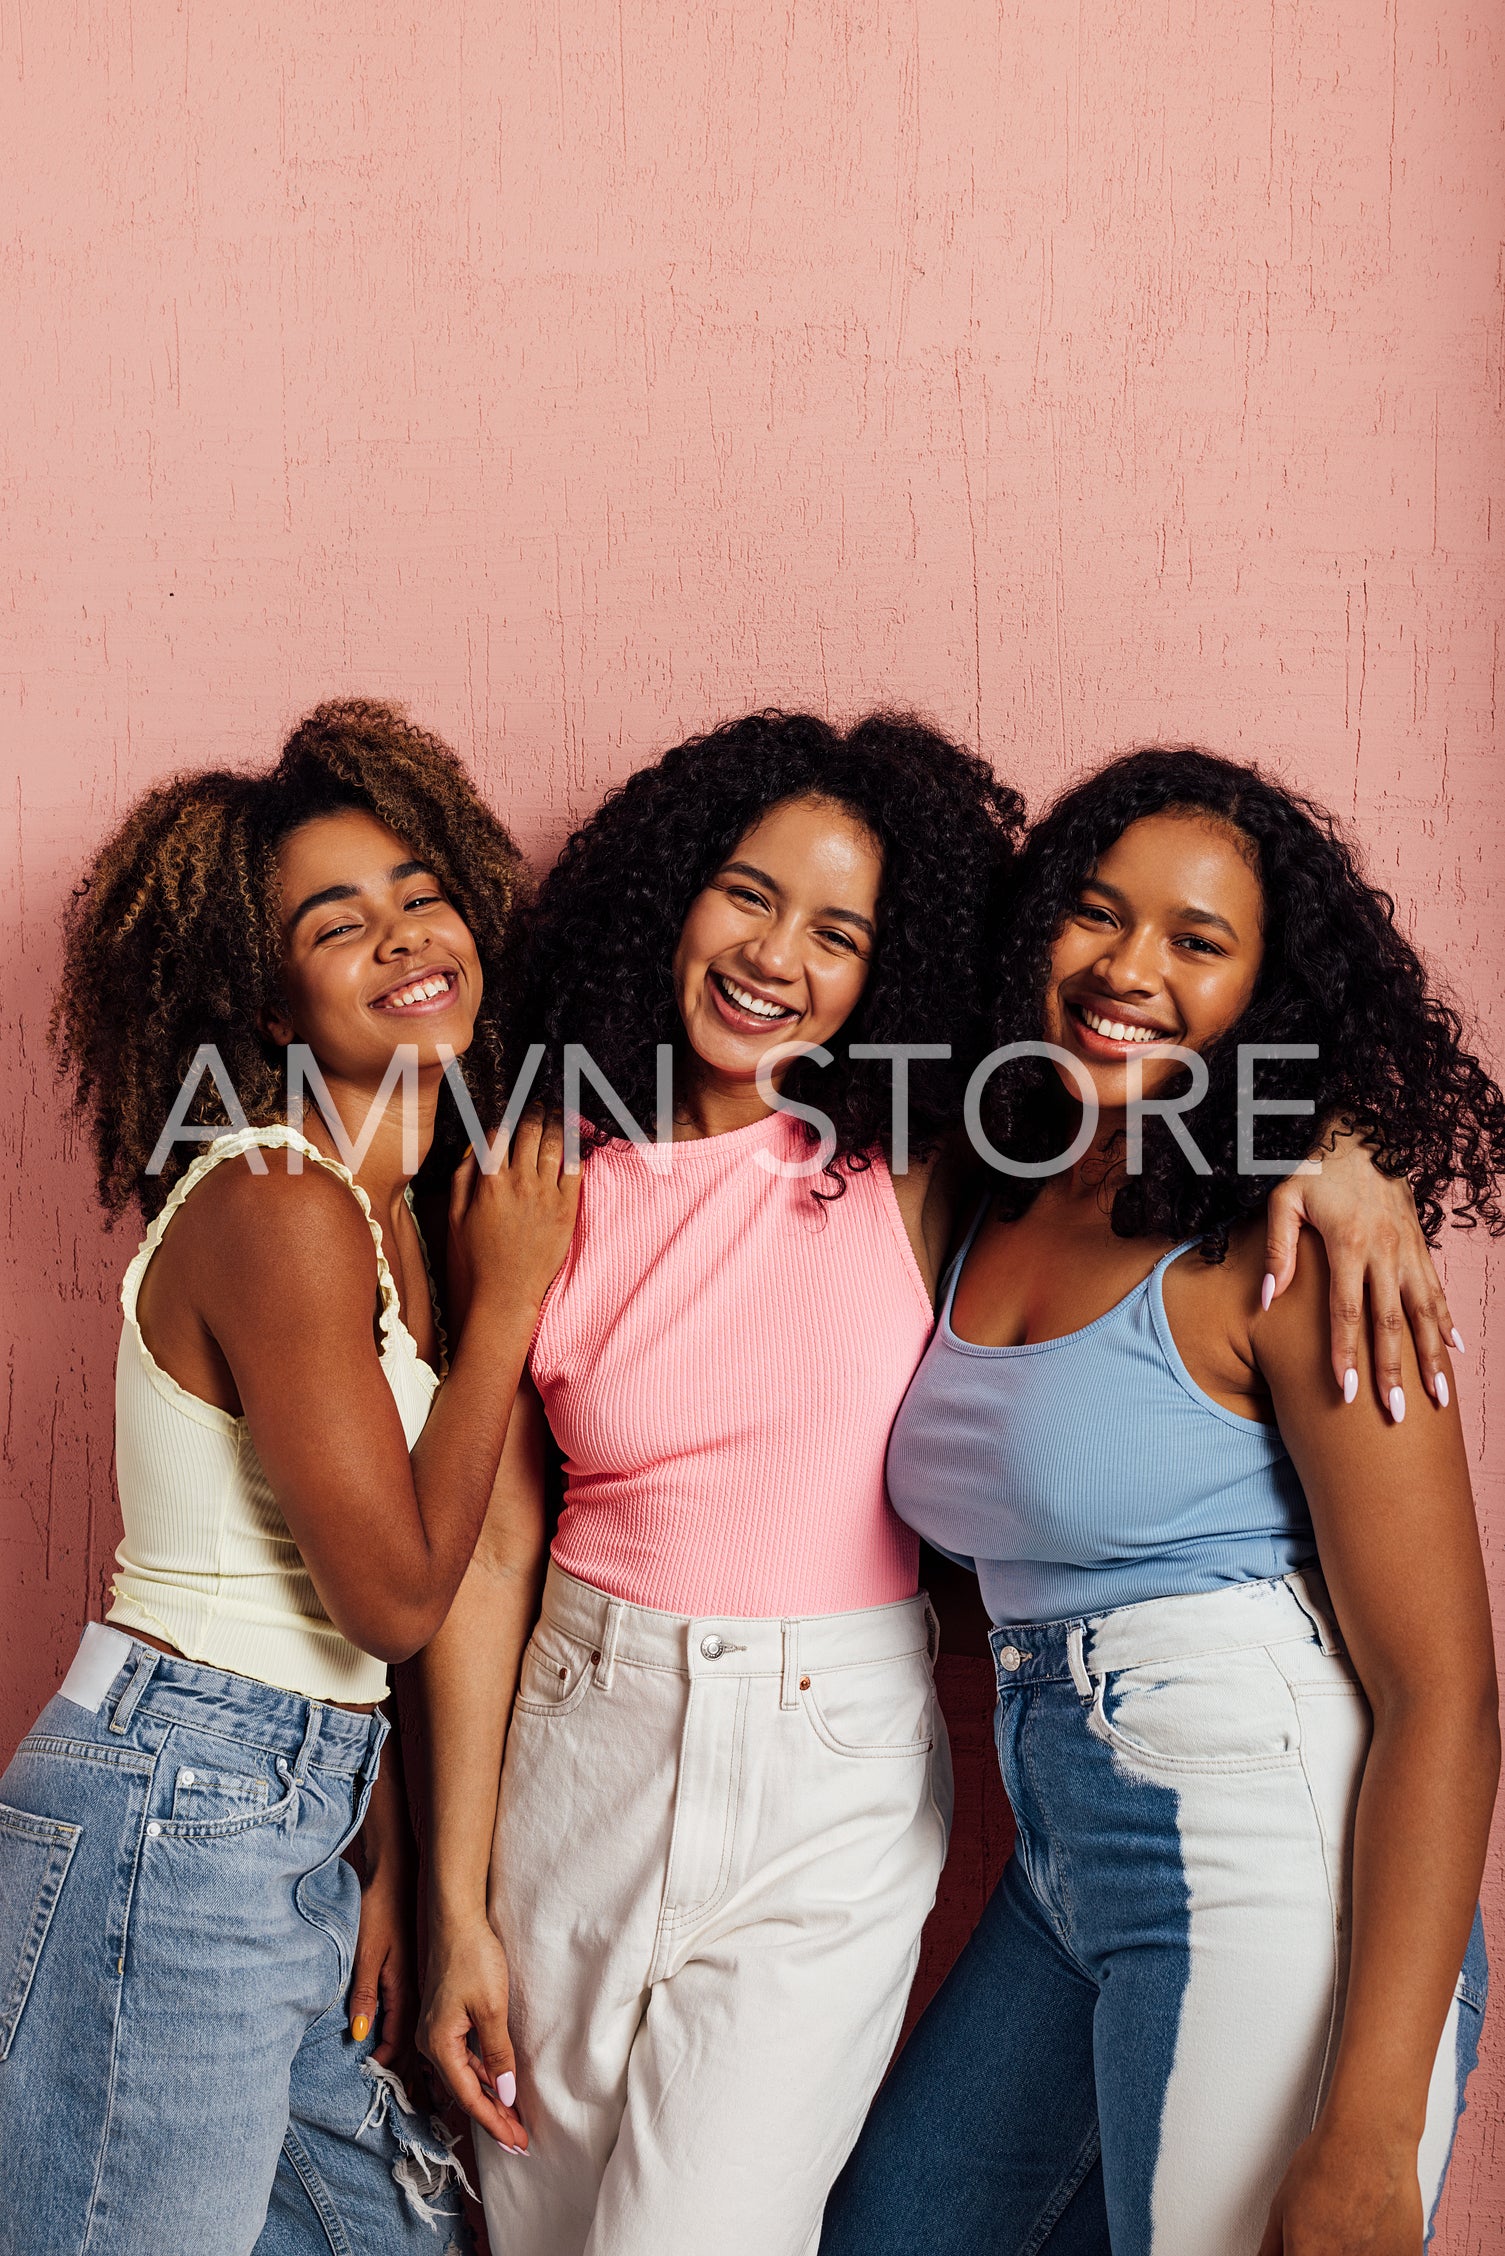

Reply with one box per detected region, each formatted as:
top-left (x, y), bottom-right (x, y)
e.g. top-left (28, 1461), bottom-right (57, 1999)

top-left (700, 1634), bottom-right (725, 1660)
top-left (999, 1645), bottom-right (1022, 1672)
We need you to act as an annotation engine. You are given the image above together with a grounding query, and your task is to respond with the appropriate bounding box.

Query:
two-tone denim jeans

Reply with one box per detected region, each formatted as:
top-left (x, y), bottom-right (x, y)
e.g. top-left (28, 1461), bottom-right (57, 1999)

top-left (822, 1571), bottom-right (1486, 2256)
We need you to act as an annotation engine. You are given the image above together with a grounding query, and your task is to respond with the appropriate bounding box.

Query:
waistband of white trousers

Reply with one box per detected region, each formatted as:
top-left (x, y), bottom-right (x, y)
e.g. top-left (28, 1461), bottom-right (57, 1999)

top-left (539, 1561), bottom-right (938, 1693)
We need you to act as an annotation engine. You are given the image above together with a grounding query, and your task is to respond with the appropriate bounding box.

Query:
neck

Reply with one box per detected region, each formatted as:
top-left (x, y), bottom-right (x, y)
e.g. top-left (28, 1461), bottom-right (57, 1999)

top-left (1054, 1106), bottom-right (1130, 1210)
top-left (296, 1062), bottom-right (440, 1218)
top-left (674, 1060), bottom-right (780, 1140)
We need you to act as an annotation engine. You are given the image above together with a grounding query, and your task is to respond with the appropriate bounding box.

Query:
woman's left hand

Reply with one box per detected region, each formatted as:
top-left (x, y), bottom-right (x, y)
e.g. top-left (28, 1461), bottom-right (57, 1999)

top-left (348, 1858), bottom-right (421, 2075)
top-left (1258, 2119), bottom-right (1424, 2254)
top-left (1265, 1127), bottom-right (1459, 1413)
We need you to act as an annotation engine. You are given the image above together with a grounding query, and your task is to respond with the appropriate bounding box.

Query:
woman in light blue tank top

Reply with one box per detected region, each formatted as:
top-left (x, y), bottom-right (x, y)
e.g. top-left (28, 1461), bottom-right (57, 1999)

top-left (823, 749), bottom-right (1504, 2256)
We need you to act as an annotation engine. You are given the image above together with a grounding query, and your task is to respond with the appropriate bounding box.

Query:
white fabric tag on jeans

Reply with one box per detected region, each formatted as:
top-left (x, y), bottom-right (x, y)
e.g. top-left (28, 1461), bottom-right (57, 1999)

top-left (57, 1622), bottom-right (135, 1712)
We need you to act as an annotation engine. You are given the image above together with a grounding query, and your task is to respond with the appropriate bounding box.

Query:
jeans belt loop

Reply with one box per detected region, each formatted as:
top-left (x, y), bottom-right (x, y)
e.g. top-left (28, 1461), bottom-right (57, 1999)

top-left (291, 1701), bottom-right (323, 1784)
top-left (1287, 1568), bottom-right (1343, 1658)
top-left (780, 1621), bottom-right (801, 1711)
top-left (595, 1599), bottom-right (624, 1692)
top-left (1066, 1622), bottom-right (1093, 1700)
top-left (108, 1645), bottom-right (161, 1735)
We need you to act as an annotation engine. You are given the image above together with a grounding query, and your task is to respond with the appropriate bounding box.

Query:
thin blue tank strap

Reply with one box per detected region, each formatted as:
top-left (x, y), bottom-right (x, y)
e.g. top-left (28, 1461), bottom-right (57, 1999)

top-left (939, 1196), bottom-right (993, 1326)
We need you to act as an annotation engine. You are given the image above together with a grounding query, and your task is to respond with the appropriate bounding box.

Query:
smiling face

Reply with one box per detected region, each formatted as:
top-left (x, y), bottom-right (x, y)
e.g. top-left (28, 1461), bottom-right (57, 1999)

top-left (264, 807), bottom-right (482, 1082)
top-left (671, 794), bottom-right (883, 1095)
top-left (1041, 809), bottom-right (1266, 1114)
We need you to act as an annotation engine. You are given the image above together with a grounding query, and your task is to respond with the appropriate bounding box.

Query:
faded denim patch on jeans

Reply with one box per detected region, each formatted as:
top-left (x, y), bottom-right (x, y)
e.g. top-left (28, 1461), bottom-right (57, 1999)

top-left (823, 1573), bottom-right (1486, 2256)
top-left (0, 1630), bottom-right (471, 2256)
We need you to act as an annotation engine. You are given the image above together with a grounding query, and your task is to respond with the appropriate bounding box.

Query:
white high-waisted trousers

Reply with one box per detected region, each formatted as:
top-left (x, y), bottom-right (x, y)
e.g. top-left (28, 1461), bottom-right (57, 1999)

top-left (478, 1562), bottom-right (953, 2256)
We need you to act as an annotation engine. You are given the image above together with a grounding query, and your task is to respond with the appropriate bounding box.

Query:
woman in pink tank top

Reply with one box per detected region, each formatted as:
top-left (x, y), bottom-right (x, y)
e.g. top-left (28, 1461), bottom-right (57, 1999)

top-left (413, 712), bottom-right (1451, 2256)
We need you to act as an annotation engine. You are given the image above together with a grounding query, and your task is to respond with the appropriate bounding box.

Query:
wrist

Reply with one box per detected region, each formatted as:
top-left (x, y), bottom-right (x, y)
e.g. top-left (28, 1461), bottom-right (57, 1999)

top-left (428, 1879), bottom-right (493, 1941)
top-left (1316, 2081), bottom-right (1427, 2153)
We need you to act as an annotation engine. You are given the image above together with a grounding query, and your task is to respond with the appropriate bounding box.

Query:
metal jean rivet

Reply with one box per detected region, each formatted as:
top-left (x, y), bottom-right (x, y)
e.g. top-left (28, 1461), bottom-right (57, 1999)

top-left (700, 1634), bottom-right (725, 1660)
top-left (145, 1821), bottom-right (161, 1837)
top-left (180, 1770), bottom-right (195, 1786)
top-left (799, 1674), bottom-right (811, 1691)
top-left (557, 1666), bottom-right (568, 1681)
top-left (590, 1650), bottom-right (602, 1666)
top-left (999, 1645), bottom-right (1022, 1672)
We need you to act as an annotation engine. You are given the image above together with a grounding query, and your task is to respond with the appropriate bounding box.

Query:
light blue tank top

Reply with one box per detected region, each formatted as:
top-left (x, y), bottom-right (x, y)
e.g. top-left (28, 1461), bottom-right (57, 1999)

top-left (887, 1204), bottom-right (1315, 1626)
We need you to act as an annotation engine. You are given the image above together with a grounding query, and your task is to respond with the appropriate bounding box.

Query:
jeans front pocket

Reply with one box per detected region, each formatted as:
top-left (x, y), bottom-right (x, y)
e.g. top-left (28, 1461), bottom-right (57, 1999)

top-left (1093, 1646), bottom-right (1303, 1773)
top-left (0, 1802), bottom-right (81, 2060)
top-left (801, 1650), bottom-right (936, 1760)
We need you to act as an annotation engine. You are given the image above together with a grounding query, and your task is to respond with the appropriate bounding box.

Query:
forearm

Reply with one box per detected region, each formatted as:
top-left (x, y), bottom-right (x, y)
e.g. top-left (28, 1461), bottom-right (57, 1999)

top-left (1319, 1693), bottom-right (1498, 2140)
top-left (360, 1702), bottom-right (418, 1887)
top-left (416, 1504), bottom-right (546, 1936)
top-left (405, 1294), bottom-right (543, 1605)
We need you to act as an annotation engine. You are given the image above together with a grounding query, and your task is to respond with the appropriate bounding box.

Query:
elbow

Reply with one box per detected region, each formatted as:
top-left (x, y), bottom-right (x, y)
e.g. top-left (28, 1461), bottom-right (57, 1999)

top-left (332, 1595), bottom-right (450, 1668)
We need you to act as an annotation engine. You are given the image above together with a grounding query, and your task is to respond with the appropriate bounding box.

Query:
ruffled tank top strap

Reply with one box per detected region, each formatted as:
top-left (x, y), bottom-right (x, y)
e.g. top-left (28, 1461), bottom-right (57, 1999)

top-left (121, 1124), bottom-right (403, 1344)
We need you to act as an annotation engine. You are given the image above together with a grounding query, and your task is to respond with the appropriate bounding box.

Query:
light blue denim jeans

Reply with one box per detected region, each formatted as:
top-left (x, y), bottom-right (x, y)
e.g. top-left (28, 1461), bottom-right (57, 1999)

top-left (823, 1572), bottom-right (1487, 2256)
top-left (0, 1632), bottom-right (472, 2256)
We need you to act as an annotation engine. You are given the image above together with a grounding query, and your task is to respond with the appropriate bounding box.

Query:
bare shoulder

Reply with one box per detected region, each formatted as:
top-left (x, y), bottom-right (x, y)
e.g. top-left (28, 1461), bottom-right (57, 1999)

top-left (164, 1147), bottom-right (380, 1299)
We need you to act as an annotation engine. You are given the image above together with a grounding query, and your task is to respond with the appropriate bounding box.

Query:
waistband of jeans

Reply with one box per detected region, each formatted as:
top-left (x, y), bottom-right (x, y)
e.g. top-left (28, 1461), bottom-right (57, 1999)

top-left (91, 1638), bottom-right (385, 1772)
top-left (990, 1569), bottom-right (1341, 1690)
top-left (540, 1561), bottom-right (937, 1679)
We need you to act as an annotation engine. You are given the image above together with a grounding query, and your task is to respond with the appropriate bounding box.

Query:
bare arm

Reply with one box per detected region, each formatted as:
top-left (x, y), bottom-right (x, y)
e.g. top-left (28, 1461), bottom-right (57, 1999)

top-left (1264, 1126), bottom-right (1461, 1414)
top-left (414, 1379), bottom-right (548, 2153)
top-left (194, 1121), bottom-right (575, 1661)
top-left (1253, 1239), bottom-right (1498, 2253)
top-left (346, 1711), bottom-right (420, 2068)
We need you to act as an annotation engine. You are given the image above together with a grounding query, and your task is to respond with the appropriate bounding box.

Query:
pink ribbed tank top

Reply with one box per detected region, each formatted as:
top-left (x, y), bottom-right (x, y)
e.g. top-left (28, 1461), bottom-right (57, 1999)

top-left (532, 1109), bottom-right (934, 1617)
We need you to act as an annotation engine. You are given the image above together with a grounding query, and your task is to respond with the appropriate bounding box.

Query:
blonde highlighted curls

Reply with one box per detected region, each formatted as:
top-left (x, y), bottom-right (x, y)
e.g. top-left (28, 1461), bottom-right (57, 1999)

top-left (51, 700), bottom-right (527, 1220)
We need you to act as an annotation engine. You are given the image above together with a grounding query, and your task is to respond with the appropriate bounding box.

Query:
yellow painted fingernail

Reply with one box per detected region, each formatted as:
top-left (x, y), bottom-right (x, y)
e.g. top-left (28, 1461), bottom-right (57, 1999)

top-left (351, 2015), bottom-right (370, 2042)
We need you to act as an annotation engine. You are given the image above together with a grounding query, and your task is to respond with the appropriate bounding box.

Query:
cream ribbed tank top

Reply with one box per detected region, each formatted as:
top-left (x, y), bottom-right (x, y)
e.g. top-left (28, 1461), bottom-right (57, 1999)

top-left (107, 1125), bottom-right (441, 1702)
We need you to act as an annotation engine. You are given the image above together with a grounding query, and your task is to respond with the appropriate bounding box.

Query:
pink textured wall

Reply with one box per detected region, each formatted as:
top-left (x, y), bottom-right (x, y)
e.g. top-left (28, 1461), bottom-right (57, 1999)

top-left (3, 3), bottom-right (1502, 2240)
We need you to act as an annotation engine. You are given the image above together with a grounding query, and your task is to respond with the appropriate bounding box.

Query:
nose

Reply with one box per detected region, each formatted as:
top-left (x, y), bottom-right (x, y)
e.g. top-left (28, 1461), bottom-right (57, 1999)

top-left (1093, 922), bottom-right (1160, 995)
top-left (374, 904), bottom-right (429, 959)
top-left (740, 914), bottom-right (801, 982)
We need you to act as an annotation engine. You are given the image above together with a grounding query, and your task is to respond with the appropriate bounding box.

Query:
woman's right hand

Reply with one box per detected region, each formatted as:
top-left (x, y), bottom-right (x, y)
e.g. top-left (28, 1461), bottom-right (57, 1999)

top-left (417, 1915), bottom-right (528, 2151)
top-left (447, 1111), bottom-right (580, 1337)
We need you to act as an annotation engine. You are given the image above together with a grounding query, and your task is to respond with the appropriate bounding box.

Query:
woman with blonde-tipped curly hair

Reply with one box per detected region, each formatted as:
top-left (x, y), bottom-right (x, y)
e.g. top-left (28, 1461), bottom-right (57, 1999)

top-left (0, 702), bottom-right (578, 2256)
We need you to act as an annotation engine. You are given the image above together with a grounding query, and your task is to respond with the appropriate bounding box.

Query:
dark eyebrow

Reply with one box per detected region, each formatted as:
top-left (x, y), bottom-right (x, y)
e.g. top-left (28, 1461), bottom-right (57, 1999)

top-left (1082, 875), bottom-right (1239, 941)
top-left (720, 860), bottom-right (877, 942)
top-left (286, 860), bottom-right (433, 935)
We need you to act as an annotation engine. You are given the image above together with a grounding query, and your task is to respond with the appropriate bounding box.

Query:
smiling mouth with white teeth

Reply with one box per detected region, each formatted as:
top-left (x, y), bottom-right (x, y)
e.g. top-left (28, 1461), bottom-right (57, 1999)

top-left (1072, 1002), bottom-right (1175, 1045)
top-left (372, 969), bottom-right (458, 1012)
top-left (711, 970), bottom-right (798, 1024)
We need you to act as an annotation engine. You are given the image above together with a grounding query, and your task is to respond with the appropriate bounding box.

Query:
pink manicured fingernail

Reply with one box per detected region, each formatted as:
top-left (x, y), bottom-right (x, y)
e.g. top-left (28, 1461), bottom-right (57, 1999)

top-left (1342, 1369), bottom-right (1358, 1404)
top-left (1451, 1328), bottom-right (1466, 1354)
top-left (497, 2071), bottom-right (517, 2108)
top-left (1260, 1272), bottom-right (1275, 1312)
top-left (1388, 1387), bottom-right (1406, 1424)
top-left (1435, 1372), bottom-right (1450, 1410)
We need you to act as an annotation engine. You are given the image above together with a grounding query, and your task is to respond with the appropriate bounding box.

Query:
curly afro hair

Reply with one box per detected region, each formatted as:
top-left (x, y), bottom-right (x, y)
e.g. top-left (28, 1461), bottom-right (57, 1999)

top-left (979, 745), bottom-right (1505, 1253)
top-left (52, 699), bottom-right (527, 1220)
top-left (511, 709), bottom-right (1024, 1187)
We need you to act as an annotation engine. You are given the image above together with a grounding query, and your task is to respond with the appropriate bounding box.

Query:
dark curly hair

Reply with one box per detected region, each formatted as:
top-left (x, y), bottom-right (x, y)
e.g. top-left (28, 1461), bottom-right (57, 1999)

top-left (510, 709), bottom-right (1024, 1187)
top-left (980, 746), bottom-right (1505, 1252)
top-left (52, 699), bottom-right (527, 1220)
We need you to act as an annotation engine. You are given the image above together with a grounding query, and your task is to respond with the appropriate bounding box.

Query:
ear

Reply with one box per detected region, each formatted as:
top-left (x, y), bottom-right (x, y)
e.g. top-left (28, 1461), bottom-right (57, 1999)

top-left (258, 1002), bottom-right (294, 1049)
